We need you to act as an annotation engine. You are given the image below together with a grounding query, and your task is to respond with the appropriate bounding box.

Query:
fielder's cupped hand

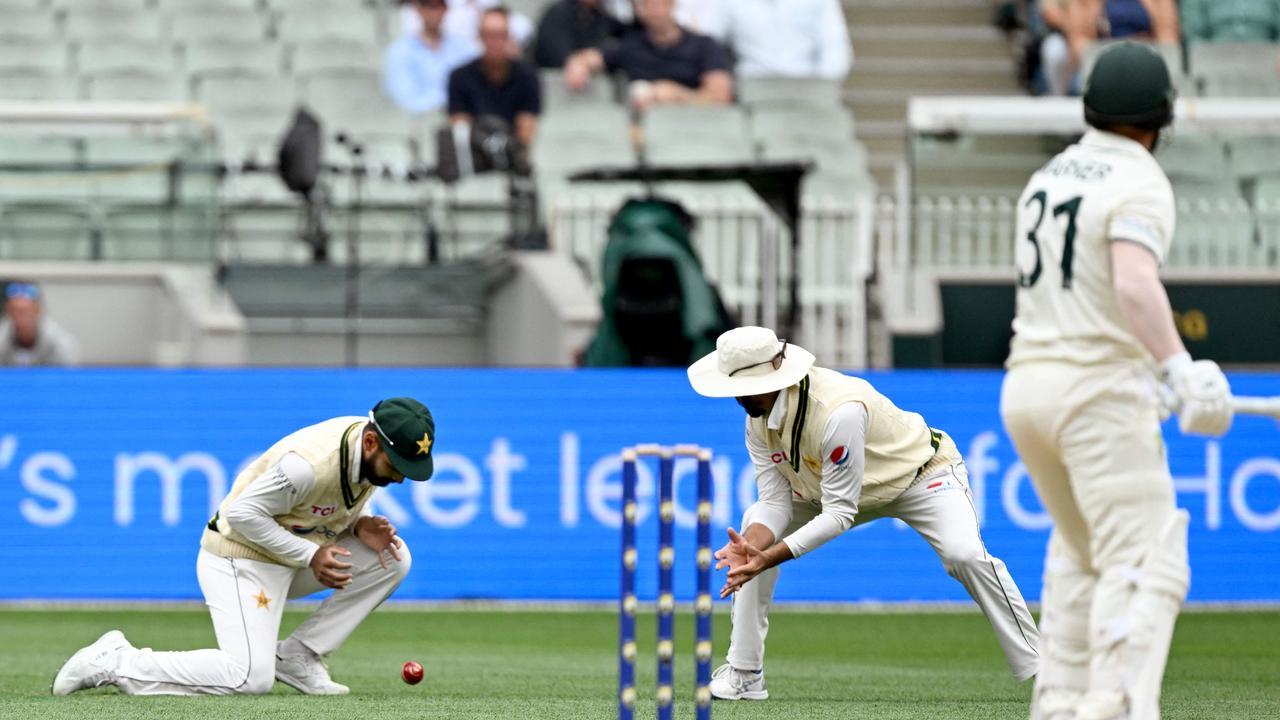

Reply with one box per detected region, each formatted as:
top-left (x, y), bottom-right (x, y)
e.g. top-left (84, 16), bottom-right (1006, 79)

top-left (311, 545), bottom-right (354, 589)
top-left (355, 515), bottom-right (403, 570)
top-left (715, 527), bottom-right (766, 599)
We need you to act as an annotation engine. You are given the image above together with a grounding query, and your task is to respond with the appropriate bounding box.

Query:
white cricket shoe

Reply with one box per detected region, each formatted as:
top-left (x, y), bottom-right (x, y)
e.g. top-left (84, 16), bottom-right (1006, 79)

top-left (51, 630), bottom-right (133, 696)
top-left (275, 641), bottom-right (350, 695)
top-left (709, 663), bottom-right (768, 700)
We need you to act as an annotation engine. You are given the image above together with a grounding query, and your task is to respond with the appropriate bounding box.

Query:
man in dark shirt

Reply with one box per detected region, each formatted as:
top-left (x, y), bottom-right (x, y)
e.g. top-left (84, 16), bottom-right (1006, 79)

top-left (531, 0), bottom-right (623, 69)
top-left (447, 6), bottom-right (542, 146)
top-left (563, 0), bottom-right (732, 109)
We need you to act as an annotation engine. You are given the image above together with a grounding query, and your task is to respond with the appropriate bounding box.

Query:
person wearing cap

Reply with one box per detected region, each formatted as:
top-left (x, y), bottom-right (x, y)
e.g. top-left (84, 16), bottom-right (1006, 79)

top-left (688, 327), bottom-right (1039, 700)
top-left (1003, 43), bottom-right (1228, 720)
top-left (51, 398), bottom-right (437, 698)
top-left (0, 280), bottom-right (79, 367)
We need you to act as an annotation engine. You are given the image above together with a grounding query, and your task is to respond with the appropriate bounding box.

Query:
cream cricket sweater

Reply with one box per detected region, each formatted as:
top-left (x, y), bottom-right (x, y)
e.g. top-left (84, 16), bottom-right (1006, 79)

top-left (202, 417), bottom-right (375, 567)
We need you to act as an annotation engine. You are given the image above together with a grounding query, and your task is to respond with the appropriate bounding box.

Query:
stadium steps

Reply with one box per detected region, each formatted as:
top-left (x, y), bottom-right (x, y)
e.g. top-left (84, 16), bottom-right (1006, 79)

top-left (849, 25), bottom-right (1012, 61)
top-left (846, 0), bottom-right (993, 26)
top-left (842, 0), bottom-right (1022, 187)
top-left (848, 58), bottom-right (1017, 93)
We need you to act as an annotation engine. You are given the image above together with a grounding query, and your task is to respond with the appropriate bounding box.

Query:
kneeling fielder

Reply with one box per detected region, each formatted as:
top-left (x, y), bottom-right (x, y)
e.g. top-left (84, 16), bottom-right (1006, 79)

top-left (52, 397), bottom-right (436, 696)
top-left (688, 327), bottom-right (1040, 700)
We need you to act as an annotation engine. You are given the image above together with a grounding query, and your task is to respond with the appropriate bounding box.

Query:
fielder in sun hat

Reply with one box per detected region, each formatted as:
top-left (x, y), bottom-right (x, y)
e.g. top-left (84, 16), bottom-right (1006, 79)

top-left (687, 326), bottom-right (815, 398)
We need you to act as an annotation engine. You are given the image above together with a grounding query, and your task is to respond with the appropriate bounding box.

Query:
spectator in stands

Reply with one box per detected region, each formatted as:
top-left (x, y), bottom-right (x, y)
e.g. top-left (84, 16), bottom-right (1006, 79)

top-left (401, 0), bottom-right (534, 51)
top-left (1183, 0), bottom-right (1280, 43)
top-left (563, 0), bottom-right (733, 110)
top-left (448, 7), bottom-right (542, 146)
top-left (0, 281), bottom-right (79, 367)
top-left (531, 0), bottom-right (624, 69)
top-left (701, 0), bottom-right (853, 79)
top-left (1041, 0), bottom-right (1180, 96)
top-left (674, 0), bottom-right (719, 34)
top-left (385, 0), bottom-right (479, 113)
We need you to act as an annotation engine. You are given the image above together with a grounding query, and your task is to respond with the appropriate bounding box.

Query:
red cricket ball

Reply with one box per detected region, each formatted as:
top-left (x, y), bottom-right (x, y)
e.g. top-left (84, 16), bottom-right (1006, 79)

top-left (402, 660), bottom-right (424, 685)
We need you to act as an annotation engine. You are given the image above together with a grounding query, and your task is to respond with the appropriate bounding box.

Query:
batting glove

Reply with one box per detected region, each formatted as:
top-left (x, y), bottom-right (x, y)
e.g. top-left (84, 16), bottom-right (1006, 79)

top-left (1161, 352), bottom-right (1233, 437)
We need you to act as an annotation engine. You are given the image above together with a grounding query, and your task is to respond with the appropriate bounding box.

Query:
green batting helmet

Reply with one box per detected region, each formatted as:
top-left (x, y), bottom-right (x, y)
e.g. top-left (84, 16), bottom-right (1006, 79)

top-left (1083, 42), bottom-right (1176, 131)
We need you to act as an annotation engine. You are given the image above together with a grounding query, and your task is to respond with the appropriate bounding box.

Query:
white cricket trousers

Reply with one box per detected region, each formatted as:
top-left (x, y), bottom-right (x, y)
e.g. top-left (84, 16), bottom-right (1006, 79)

top-left (726, 461), bottom-right (1041, 681)
top-left (1003, 361), bottom-right (1188, 720)
top-left (113, 531), bottom-right (411, 695)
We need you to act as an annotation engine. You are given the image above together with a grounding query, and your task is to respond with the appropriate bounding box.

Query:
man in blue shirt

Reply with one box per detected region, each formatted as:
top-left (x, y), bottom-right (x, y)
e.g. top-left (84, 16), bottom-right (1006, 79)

top-left (563, 0), bottom-right (732, 109)
top-left (385, 0), bottom-right (479, 114)
top-left (448, 7), bottom-right (542, 147)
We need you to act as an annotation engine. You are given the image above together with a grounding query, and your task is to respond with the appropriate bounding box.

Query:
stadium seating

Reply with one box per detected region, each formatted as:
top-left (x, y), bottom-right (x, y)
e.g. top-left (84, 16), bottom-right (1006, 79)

top-left (1189, 42), bottom-right (1280, 97)
top-left (64, 7), bottom-right (166, 44)
top-left (1154, 134), bottom-right (1232, 183)
top-left (1228, 135), bottom-right (1280, 181)
top-left (642, 105), bottom-right (755, 166)
top-left (183, 39), bottom-right (284, 80)
top-left (738, 76), bottom-right (843, 108)
top-left (0, 202), bottom-right (95, 260)
top-left (290, 39), bottom-right (381, 77)
top-left (0, 7), bottom-right (59, 43)
top-left (0, 37), bottom-right (67, 76)
top-left (1182, 0), bottom-right (1280, 43)
top-left (169, 7), bottom-right (271, 43)
top-left (1080, 40), bottom-right (1187, 91)
top-left (274, 0), bottom-right (381, 46)
top-left (540, 70), bottom-right (617, 111)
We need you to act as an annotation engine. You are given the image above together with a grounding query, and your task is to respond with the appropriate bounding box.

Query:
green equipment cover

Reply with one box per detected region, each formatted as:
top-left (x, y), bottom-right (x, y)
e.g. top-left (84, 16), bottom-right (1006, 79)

top-left (582, 197), bottom-right (733, 367)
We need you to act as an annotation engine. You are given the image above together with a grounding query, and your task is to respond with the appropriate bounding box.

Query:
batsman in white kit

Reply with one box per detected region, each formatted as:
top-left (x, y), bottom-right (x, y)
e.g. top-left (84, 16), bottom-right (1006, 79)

top-left (1000, 44), bottom-right (1234, 720)
top-left (688, 326), bottom-right (1041, 700)
top-left (51, 397), bottom-right (437, 696)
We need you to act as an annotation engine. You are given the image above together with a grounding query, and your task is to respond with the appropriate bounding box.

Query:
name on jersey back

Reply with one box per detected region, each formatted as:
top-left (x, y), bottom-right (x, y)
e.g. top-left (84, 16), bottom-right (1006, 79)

top-left (1038, 157), bottom-right (1112, 183)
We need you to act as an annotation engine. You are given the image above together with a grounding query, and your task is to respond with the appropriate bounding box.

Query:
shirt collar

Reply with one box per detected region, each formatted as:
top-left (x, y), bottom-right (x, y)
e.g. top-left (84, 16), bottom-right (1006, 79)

top-left (1079, 128), bottom-right (1152, 157)
top-left (767, 389), bottom-right (788, 431)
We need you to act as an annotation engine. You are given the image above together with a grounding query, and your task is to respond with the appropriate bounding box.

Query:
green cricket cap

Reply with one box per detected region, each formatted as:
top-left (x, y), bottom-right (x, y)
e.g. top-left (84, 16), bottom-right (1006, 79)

top-left (369, 397), bottom-right (435, 481)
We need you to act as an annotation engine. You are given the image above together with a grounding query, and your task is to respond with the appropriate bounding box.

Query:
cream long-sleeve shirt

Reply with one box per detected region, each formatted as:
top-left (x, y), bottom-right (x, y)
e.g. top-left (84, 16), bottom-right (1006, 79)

top-left (222, 452), bottom-right (373, 567)
top-left (745, 394), bottom-right (867, 558)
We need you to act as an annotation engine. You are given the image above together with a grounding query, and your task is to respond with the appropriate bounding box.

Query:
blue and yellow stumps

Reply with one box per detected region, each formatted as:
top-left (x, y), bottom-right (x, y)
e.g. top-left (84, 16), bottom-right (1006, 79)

top-left (694, 451), bottom-right (713, 720)
top-left (619, 445), bottom-right (714, 720)
top-left (618, 452), bottom-right (638, 720)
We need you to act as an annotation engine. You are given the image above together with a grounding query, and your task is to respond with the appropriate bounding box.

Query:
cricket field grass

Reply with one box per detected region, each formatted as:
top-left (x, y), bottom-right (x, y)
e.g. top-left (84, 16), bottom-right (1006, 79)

top-left (1, 608), bottom-right (1276, 719)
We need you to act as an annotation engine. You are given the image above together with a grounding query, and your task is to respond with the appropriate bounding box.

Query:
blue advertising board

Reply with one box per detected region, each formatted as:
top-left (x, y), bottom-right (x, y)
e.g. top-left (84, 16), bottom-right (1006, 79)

top-left (3, 369), bottom-right (1277, 602)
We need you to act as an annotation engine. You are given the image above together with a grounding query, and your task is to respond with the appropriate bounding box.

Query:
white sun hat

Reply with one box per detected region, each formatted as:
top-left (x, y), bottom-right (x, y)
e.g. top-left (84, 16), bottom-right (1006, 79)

top-left (687, 326), bottom-right (815, 398)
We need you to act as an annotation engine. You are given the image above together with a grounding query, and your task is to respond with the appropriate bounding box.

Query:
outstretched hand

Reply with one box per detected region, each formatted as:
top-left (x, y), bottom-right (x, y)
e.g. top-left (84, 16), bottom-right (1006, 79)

top-left (714, 527), bottom-right (767, 598)
top-left (354, 515), bottom-right (403, 570)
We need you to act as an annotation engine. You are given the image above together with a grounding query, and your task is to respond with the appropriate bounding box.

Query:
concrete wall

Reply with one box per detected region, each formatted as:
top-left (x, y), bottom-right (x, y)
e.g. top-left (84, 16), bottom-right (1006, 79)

top-left (2, 262), bottom-right (247, 366)
top-left (487, 251), bottom-right (601, 367)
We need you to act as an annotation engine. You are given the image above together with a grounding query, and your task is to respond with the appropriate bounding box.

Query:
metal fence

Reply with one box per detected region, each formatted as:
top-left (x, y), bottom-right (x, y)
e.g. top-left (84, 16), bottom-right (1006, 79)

top-left (547, 185), bottom-right (874, 369)
top-left (907, 191), bottom-right (1280, 273)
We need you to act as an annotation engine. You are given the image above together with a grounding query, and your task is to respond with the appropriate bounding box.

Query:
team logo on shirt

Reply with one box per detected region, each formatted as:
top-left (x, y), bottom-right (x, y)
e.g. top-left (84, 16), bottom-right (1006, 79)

top-left (830, 446), bottom-right (851, 466)
top-left (310, 505), bottom-right (337, 517)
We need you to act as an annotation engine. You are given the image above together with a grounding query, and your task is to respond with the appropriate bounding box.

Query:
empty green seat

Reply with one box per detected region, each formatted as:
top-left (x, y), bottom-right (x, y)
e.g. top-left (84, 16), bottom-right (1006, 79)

top-left (642, 105), bottom-right (754, 166)
top-left (1154, 134), bottom-right (1230, 182)
top-left (0, 203), bottom-right (96, 260)
top-left (1227, 135), bottom-right (1280, 180)
top-left (1183, 0), bottom-right (1280, 43)
top-left (737, 76), bottom-right (842, 108)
